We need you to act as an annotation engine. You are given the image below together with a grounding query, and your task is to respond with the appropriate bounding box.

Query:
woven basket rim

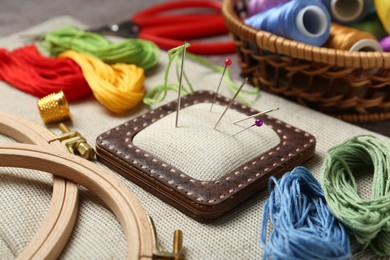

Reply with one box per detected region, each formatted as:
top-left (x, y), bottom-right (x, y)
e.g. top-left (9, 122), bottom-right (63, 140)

top-left (222, 0), bottom-right (390, 69)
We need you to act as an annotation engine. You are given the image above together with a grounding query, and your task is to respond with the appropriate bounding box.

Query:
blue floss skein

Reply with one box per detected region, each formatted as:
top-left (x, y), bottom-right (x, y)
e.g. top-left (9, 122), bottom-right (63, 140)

top-left (261, 166), bottom-right (351, 260)
top-left (245, 0), bottom-right (331, 46)
top-left (321, 0), bottom-right (374, 24)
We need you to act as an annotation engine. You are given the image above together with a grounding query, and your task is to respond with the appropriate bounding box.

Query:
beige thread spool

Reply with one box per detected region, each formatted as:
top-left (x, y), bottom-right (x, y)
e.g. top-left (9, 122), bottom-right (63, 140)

top-left (37, 91), bottom-right (72, 124)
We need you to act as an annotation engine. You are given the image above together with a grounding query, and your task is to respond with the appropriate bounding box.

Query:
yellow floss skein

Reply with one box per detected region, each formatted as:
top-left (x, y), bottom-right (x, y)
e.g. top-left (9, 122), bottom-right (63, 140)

top-left (375, 0), bottom-right (390, 34)
top-left (60, 50), bottom-right (145, 113)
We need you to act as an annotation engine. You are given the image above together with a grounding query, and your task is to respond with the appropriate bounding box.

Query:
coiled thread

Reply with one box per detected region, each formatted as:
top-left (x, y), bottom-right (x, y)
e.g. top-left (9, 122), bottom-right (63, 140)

top-left (41, 26), bottom-right (159, 70)
top-left (0, 45), bottom-right (90, 100)
top-left (261, 166), bottom-right (351, 260)
top-left (325, 23), bottom-right (382, 51)
top-left (245, 0), bottom-right (331, 46)
top-left (322, 0), bottom-right (373, 24)
top-left (374, 0), bottom-right (390, 34)
top-left (60, 50), bottom-right (145, 113)
top-left (321, 135), bottom-right (390, 256)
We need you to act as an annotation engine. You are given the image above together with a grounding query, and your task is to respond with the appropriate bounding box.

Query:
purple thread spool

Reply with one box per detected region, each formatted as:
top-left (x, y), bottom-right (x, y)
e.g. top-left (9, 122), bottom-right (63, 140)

top-left (380, 36), bottom-right (390, 52)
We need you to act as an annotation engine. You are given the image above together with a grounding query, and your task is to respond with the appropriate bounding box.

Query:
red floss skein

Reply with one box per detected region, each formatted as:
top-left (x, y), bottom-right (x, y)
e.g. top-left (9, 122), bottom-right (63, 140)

top-left (0, 45), bottom-right (91, 101)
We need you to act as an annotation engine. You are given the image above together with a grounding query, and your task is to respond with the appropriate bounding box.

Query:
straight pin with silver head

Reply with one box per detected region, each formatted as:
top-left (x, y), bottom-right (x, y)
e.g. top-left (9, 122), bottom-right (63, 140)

top-left (175, 43), bottom-right (187, 128)
top-left (233, 107), bottom-right (279, 125)
top-left (213, 77), bottom-right (248, 129)
top-left (210, 58), bottom-right (232, 112)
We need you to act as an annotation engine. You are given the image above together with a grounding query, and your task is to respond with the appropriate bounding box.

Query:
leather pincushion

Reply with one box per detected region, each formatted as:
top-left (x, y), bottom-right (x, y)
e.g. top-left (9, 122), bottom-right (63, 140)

top-left (96, 91), bottom-right (316, 222)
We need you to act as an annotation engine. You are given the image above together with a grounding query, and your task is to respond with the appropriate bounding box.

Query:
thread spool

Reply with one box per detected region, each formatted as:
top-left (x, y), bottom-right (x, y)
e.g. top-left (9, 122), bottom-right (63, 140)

top-left (322, 0), bottom-right (373, 24)
top-left (324, 23), bottom-right (382, 52)
top-left (247, 0), bottom-right (289, 17)
top-left (374, 0), bottom-right (390, 34)
top-left (380, 36), bottom-right (390, 52)
top-left (245, 0), bottom-right (331, 46)
top-left (352, 13), bottom-right (387, 40)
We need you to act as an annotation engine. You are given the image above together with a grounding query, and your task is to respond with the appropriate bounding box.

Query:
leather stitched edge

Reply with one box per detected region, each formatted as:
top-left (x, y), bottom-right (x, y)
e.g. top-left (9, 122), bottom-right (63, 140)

top-left (96, 91), bottom-right (316, 209)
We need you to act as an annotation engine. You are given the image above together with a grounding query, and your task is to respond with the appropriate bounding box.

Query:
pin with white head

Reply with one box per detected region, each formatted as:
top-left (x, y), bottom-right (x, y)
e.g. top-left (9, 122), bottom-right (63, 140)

top-left (210, 58), bottom-right (232, 112)
top-left (232, 118), bottom-right (264, 137)
top-left (175, 43), bottom-right (187, 128)
top-left (214, 77), bottom-right (248, 130)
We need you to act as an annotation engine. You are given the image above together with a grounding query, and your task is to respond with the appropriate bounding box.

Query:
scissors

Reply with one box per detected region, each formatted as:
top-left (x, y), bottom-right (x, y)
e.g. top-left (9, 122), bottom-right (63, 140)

top-left (90, 0), bottom-right (236, 55)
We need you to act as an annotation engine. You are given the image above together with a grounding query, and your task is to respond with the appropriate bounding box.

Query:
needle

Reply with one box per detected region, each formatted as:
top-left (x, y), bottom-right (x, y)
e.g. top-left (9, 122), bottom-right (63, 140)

top-left (214, 77), bottom-right (248, 130)
top-left (210, 58), bottom-right (232, 112)
top-left (175, 43), bottom-right (187, 128)
top-left (232, 107), bottom-right (279, 125)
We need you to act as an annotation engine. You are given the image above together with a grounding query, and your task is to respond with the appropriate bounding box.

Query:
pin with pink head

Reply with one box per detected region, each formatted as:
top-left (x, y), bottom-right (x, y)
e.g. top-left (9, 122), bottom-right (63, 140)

top-left (210, 58), bottom-right (232, 112)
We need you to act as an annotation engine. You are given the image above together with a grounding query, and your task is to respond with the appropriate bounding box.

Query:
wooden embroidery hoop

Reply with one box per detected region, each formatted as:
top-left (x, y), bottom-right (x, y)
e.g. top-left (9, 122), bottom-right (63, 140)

top-left (0, 112), bottom-right (153, 259)
top-left (0, 111), bottom-right (79, 259)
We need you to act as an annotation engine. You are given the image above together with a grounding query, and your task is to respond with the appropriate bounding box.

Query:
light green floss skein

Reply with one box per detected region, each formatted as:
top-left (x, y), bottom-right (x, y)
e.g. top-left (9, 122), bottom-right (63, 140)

top-left (41, 26), bottom-right (159, 70)
top-left (320, 135), bottom-right (390, 256)
top-left (143, 43), bottom-right (259, 106)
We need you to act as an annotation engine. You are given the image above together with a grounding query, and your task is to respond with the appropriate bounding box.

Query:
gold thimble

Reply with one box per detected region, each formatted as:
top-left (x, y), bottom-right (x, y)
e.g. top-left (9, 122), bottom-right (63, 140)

top-left (37, 91), bottom-right (71, 124)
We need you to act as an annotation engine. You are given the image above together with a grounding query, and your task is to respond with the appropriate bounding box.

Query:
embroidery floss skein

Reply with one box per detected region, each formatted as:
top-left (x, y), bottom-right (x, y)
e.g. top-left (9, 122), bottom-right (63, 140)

top-left (60, 50), bottom-right (145, 113)
top-left (0, 45), bottom-right (90, 101)
top-left (374, 0), bottom-right (390, 34)
top-left (41, 26), bottom-right (159, 70)
top-left (324, 23), bottom-right (382, 52)
top-left (143, 44), bottom-right (259, 106)
top-left (245, 0), bottom-right (331, 46)
top-left (321, 0), bottom-right (374, 24)
top-left (321, 135), bottom-right (390, 256)
top-left (261, 166), bottom-right (351, 260)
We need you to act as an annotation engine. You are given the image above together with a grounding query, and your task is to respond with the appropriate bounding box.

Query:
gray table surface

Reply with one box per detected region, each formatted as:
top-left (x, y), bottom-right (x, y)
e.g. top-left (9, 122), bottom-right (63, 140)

top-left (1, 0), bottom-right (389, 136)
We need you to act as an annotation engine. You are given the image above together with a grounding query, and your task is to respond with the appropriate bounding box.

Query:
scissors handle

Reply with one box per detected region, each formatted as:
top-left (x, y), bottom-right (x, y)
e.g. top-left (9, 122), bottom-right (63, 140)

top-left (141, 16), bottom-right (228, 39)
top-left (131, 0), bottom-right (236, 54)
top-left (132, 0), bottom-right (222, 24)
top-left (132, 13), bottom-right (220, 27)
top-left (141, 34), bottom-right (236, 55)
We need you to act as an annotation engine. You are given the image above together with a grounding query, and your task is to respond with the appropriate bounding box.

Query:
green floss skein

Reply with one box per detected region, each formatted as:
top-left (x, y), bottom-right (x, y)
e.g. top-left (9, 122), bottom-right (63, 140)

top-left (320, 135), bottom-right (390, 256)
top-left (143, 43), bottom-right (259, 106)
top-left (41, 26), bottom-right (159, 70)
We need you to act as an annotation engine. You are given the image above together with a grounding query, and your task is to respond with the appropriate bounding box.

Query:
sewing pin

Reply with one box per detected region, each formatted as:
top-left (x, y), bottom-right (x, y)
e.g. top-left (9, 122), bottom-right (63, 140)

top-left (232, 118), bottom-right (264, 137)
top-left (233, 107), bottom-right (279, 125)
top-left (175, 43), bottom-right (187, 128)
top-left (210, 58), bottom-right (232, 112)
top-left (214, 77), bottom-right (248, 129)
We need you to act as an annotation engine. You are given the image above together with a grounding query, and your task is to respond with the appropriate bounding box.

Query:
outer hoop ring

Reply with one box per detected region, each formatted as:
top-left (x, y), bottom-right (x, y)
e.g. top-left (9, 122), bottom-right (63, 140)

top-left (0, 111), bottom-right (79, 259)
top-left (0, 144), bottom-right (154, 259)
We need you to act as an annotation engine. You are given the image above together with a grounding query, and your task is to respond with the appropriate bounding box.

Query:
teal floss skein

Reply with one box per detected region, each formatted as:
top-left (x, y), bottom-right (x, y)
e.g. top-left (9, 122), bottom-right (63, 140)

top-left (261, 166), bottom-right (351, 260)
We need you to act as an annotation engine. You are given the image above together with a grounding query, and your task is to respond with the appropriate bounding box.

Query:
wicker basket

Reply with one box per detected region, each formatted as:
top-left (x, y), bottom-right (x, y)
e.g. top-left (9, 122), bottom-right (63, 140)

top-left (222, 0), bottom-right (390, 123)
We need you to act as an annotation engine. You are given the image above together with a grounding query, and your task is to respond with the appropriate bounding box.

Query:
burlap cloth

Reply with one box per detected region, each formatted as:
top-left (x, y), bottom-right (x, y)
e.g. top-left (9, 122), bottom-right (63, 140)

top-left (0, 17), bottom-right (383, 259)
